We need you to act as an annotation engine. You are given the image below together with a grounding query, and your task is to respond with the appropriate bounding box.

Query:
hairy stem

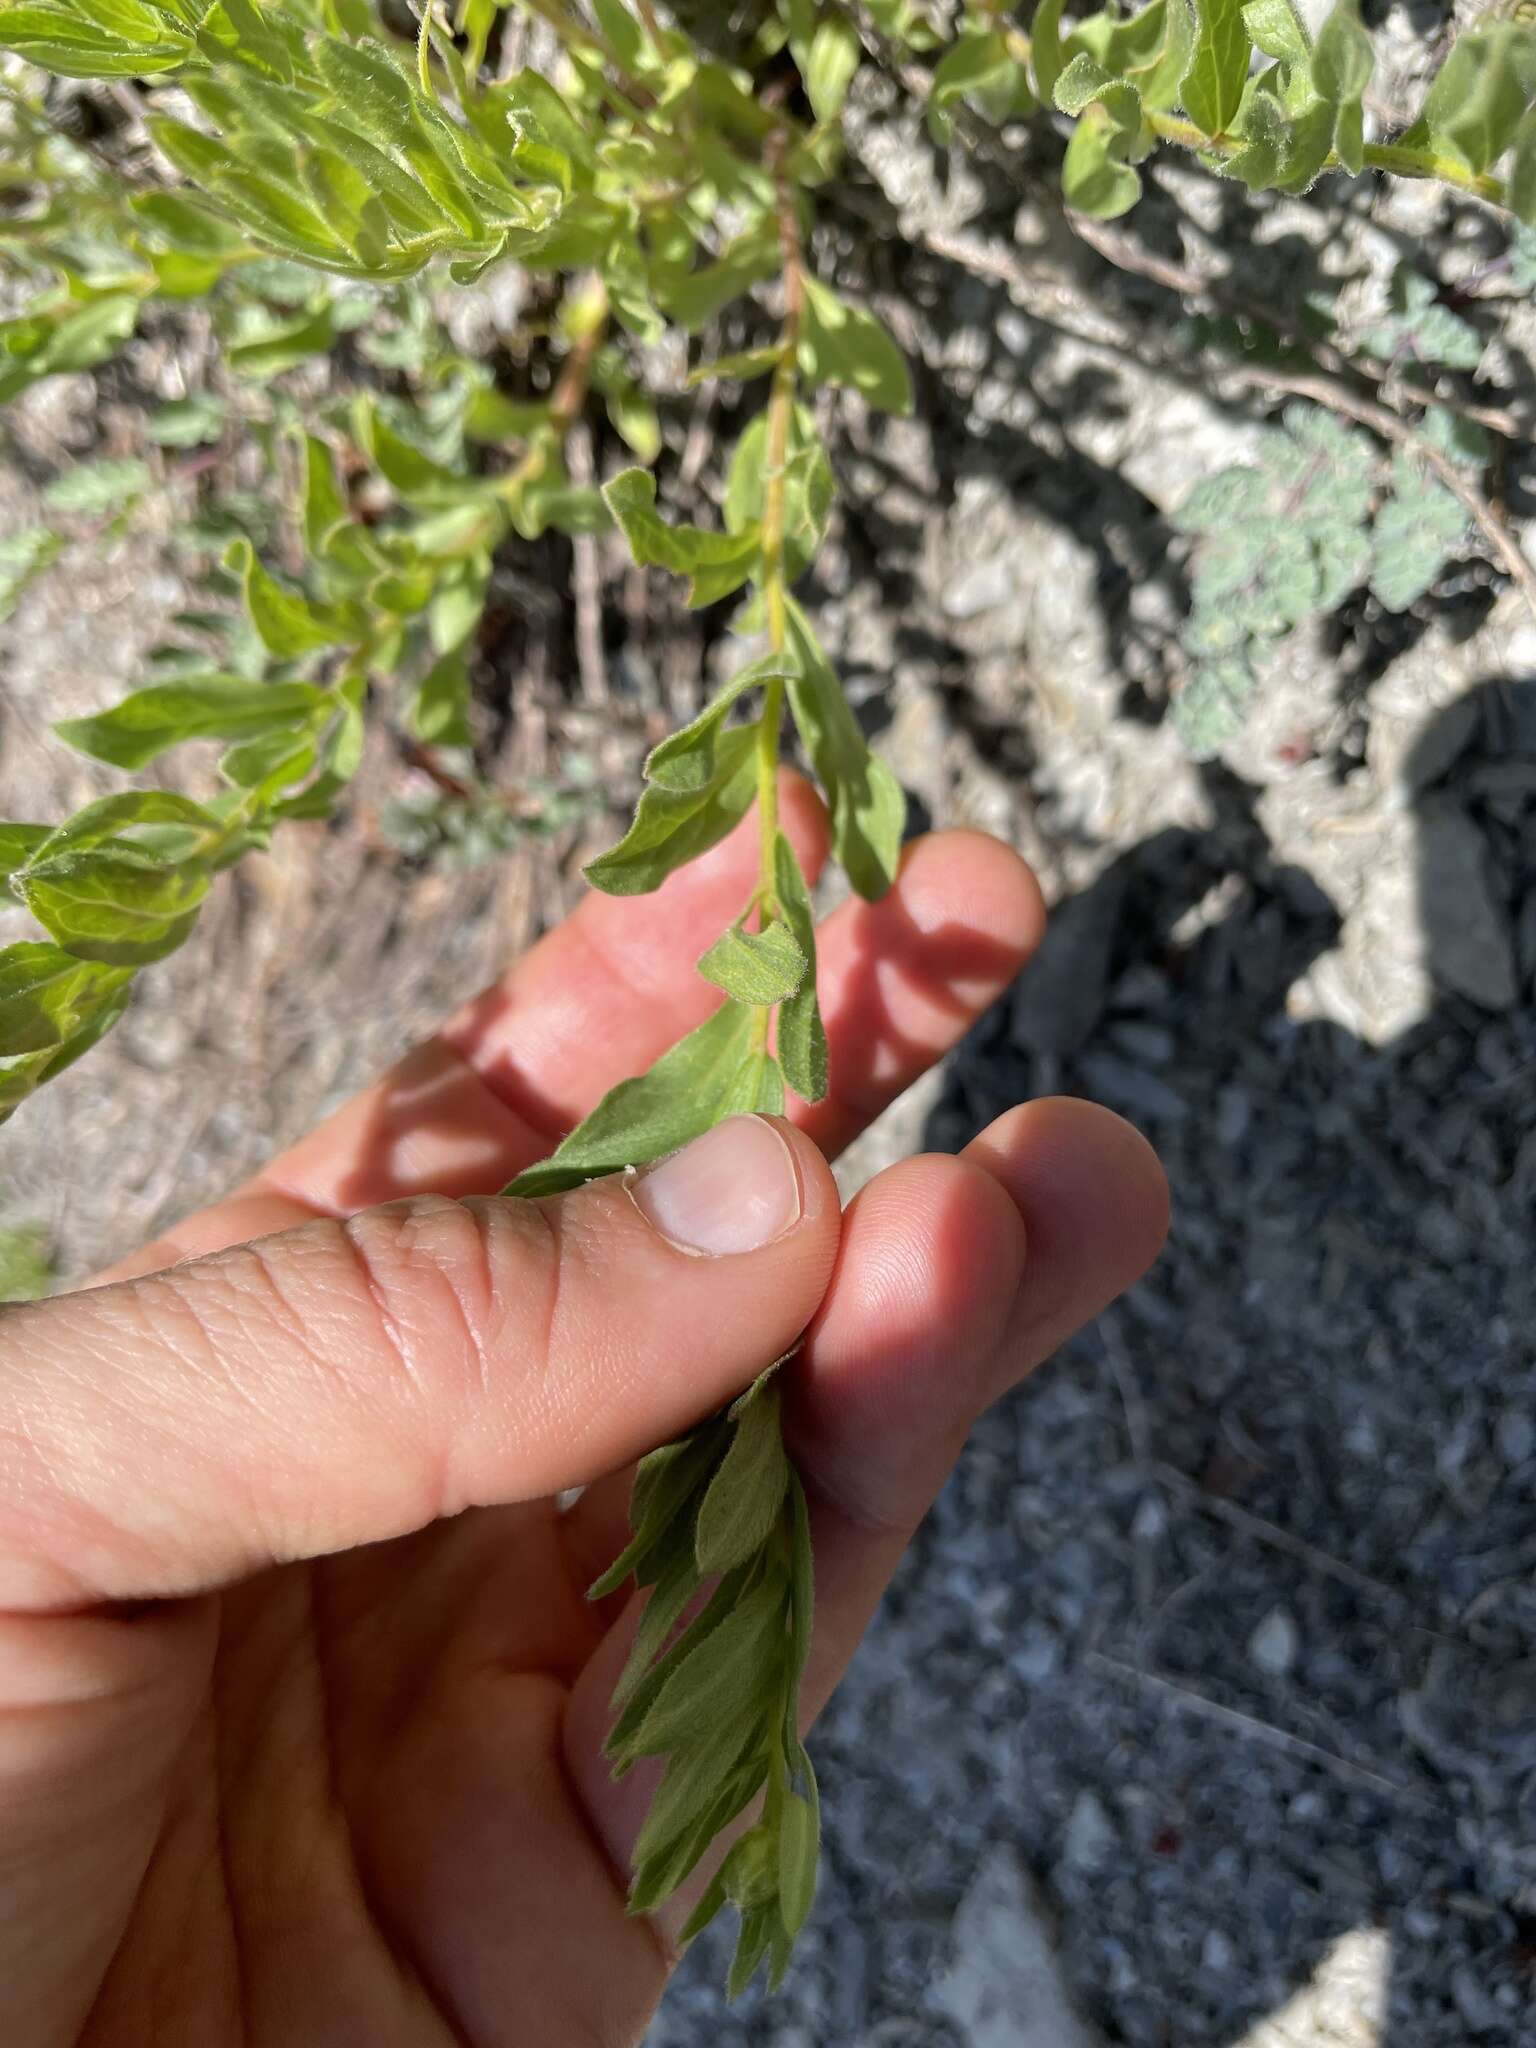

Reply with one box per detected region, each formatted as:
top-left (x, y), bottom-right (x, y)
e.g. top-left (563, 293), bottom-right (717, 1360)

top-left (750, 143), bottom-right (806, 1051)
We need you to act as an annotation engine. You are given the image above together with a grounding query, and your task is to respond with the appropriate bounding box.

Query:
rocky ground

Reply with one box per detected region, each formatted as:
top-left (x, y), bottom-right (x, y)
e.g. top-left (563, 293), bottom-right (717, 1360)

top-left (3, 34), bottom-right (1536, 2048)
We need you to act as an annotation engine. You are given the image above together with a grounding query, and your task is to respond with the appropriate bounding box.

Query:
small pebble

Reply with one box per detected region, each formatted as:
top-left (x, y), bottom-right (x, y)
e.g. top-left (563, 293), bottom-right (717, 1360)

top-left (1248, 1606), bottom-right (1300, 1678)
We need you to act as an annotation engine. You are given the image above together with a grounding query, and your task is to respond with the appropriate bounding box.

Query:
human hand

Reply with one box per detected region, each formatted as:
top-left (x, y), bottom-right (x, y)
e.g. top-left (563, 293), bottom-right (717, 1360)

top-left (0, 786), bottom-right (1167, 2047)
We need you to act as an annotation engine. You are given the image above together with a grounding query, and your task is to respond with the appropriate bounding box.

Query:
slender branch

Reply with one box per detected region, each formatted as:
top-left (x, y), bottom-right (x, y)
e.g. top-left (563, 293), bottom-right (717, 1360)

top-left (918, 224), bottom-right (1536, 631)
top-left (1066, 212), bottom-right (1523, 443)
top-left (1215, 359), bottom-right (1536, 627)
top-left (749, 134), bottom-right (806, 1052)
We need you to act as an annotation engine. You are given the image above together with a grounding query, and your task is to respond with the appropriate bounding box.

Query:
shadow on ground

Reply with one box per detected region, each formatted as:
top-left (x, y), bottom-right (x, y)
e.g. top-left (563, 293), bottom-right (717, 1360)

top-left (871, 677), bottom-right (1535, 2046)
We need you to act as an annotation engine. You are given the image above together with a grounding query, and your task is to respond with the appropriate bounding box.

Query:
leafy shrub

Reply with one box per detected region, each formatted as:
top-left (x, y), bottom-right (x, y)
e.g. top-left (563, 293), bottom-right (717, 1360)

top-left (0, 0), bottom-right (1533, 1995)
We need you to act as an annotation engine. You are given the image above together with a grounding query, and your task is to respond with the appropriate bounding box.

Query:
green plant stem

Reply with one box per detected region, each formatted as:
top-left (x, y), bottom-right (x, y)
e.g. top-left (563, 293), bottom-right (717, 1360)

top-left (999, 28), bottom-right (1513, 210)
top-left (749, 149), bottom-right (805, 1052)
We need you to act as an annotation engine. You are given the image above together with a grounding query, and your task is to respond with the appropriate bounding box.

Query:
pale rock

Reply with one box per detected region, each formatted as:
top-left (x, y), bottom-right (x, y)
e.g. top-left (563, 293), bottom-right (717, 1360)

top-left (934, 1845), bottom-right (1101, 2048)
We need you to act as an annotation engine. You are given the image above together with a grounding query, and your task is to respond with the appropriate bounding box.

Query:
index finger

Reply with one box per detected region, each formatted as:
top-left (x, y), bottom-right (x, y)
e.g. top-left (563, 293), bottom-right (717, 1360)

top-left (100, 779), bottom-right (1043, 1278)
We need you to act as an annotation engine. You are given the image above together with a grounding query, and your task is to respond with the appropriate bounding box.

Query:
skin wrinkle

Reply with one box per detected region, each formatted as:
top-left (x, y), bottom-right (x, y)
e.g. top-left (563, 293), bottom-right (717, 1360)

top-left (322, 1213), bottom-right (461, 1540)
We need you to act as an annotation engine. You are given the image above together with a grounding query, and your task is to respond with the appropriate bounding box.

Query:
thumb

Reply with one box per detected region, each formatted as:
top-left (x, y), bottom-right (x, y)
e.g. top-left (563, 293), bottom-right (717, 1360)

top-left (0, 1116), bottom-right (839, 1611)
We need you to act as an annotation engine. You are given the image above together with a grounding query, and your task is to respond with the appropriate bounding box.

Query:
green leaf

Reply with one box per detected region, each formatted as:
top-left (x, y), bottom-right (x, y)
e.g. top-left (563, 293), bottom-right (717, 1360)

top-left (608, 1545), bottom-right (706, 1719)
top-left (629, 1739), bottom-right (763, 1908)
top-left (1242, 0), bottom-right (1309, 65)
top-left (725, 1050), bottom-right (787, 1116)
top-left (0, 944), bottom-right (130, 1058)
top-left (0, 1), bottom-right (191, 75)
top-left (646, 655), bottom-right (795, 795)
top-left (719, 1825), bottom-right (779, 1910)
top-left (800, 15), bottom-right (861, 123)
top-left (407, 653), bottom-right (474, 747)
top-left (727, 1902), bottom-right (779, 2001)
top-left (42, 459), bottom-right (151, 519)
top-left (773, 833), bottom-right (829, 1105)
top-left (605, 385), bottom-right (662, 463)
top-left (928, 28), bottom-right (1014, 138)
top-left (1181, 0), bottom-right (1251, 137)
top-left (626, 1571), bottom-right (787, 1759)
top-left (589, 1426), bottom-right (724, 1601)
top-left (1312, 0), bottom-right (1373, 174)
top-left (225, 538), bottom-right (356, 658)
top-left (17, 849), bottom-right (209, 968)
top-left (798, 277), bottom-right (912, 415)
top-left (778, 1781), bottom-right (820, 1938)
top-left (1402, 25), bottom-right (1536, 177)
top-left (685, 345), bottom-right (786, 388)
top-left (585, 725), bottom-right (758, 897)
top-left (147, 393), bottom-right (228, 448)
top-left (358, 401), bottom-right (481, 510)
top-left (429, 561), bottom-right (489, 655)
top-left (694, 1374), bottom-right (792, 1576)
top-left (603, 468), bottom-right (761, 605)
top-left (25, 792), bottom-right (220, 864)
top-left (698, 920), bottom-right (807, 1007)
top-left (504, 999), bottom-right (761, 1197)
top-left (0, 826), bottom-right (49, 883)
top-left (56, 676), bottom-right (325, 772)
top-left (1061, 82), bottom-right (1148, 216)
top-left (1030, 0), bottom-right (1068, 101)
top-left (785, 600), bottom-right (905, 901)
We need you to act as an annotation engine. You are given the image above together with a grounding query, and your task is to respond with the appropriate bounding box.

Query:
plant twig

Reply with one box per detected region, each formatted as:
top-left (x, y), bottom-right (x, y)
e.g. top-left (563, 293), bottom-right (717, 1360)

top-left (1216, 358), bottom-right (1536, 628)
top-left (917, 224), bottom-right (1536, 631)
top-left (749, 126), bottom-right (806, 1052)
top-left (1087, 1652), bottom-right (1447, 1811)
top-left (564, 417), bottom-right (607, 707)
top-left (1067, 211), bottom-right (1523, 443)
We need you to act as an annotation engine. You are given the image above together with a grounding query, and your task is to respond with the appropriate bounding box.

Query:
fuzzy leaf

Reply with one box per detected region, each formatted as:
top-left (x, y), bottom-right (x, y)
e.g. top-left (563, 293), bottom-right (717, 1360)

top-left (1061, 85), bottom-right (1147, 216)
top-left (56, 677), bottom-right (324, 771)
top-left (603, 467), bottom-right (760, 603)
top-left (1402, 25), bottom-right (1536, 177)
top-left (584, 725), bottom-right (758, 897)
top-left (694, 1374), bottom-right (791, 1576)
top-left (17, 850), bottom-right (209, 968)
top-left (0, 944), bottom-right (130, 1058)
top-left (1181, 0), bottom-right (1251, 137)
top-left (225, 539), bottom-right (357, 658)
top-left (646, 656), bottom-right (794, 794)
top-left (698, 920), bottom-right (807, 1008)
top-left (1312, 0), bottom-right (1373, 174)
top-left (504, 1000), bottom-right (760, 1198)
top-left (798, 277), bottom-right (912, 415)
top-left (773, 833), bottom-right (829, 1105)
top-left (784, 600), bottom-right (905, 901)
top-left (626, 1572), bottom-right (787, 1759)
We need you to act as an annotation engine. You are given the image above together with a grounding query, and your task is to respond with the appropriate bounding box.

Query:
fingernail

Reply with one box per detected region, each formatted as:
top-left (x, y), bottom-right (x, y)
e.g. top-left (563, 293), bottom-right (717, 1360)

top-left (631, 1115), bottom-right (803, 1257)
